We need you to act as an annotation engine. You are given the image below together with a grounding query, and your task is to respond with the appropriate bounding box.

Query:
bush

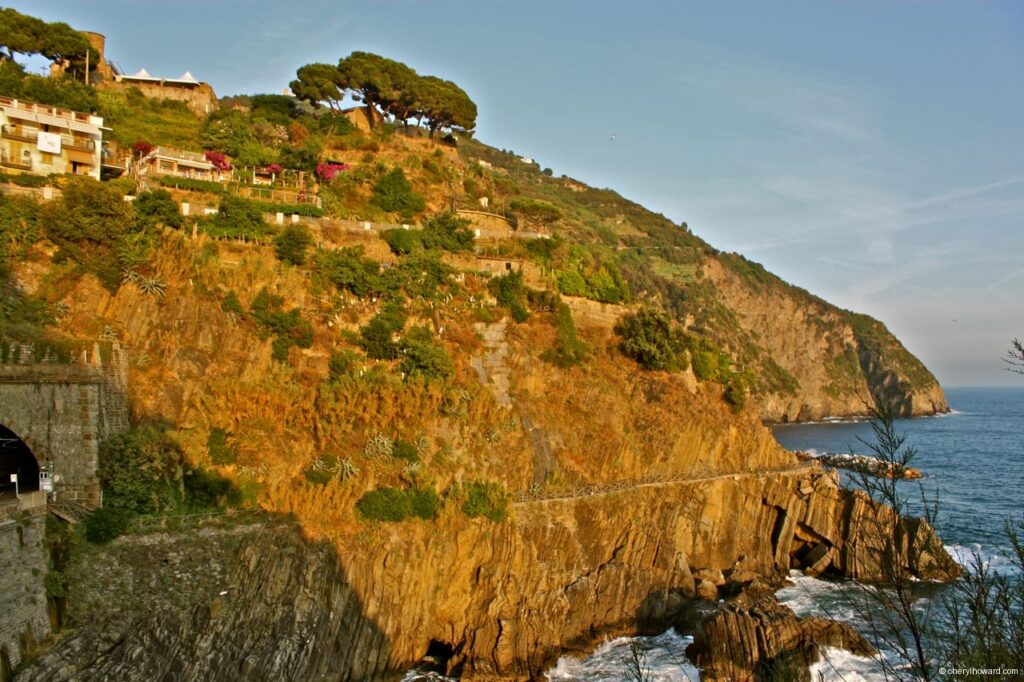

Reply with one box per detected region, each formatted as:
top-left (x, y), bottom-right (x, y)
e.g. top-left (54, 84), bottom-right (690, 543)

top-left (84, 507), bottom-right (131, 544)
top-left (356, 486), bottom-right (440, 521)
top-left (328, 349), bottom-right (362, 380)
top-left (98, 427), bottom-right (186, 515)
top-left (371, 168), bottom-right (425, 218)
top-left (274, 225), bottom-right (312, 266)
top-left (489, 270), bottom-right (530, 323)
top-left (205, 195), bottom-right (270, 240)
top-left (221, 290), bottom-right (245, 317)
top-left (154, 175), bottom-right (225, 194)
top-left (392, 439), bottom-right (419, 462)
top-left (356, 486), bottom-right (412, 522)
top-left (408, 488), bottom-right (441, 519)
top-left (358, 303), bottom-right (407, 360)
top-left (250, 288), bottom-right (314, 362)
top-left (314, 246), bottom-right (382, 297)
top-left (134, 189), bottom-right (183, 230)
top-left (542, 303), bottom-right (587, 367)
top-left (462, 481), bottom-right (509, 522)
top-left (556, 270), bottom-right (588, 297)
top-left (724, 375), bottom-right (747, 413)
top-left (207, 427), bottom-right (237, 465)
top-left (614, 308), bottom-right (691, 371)
top-left (420, 212), bottom-right (474, 252)
top-left (303, 455), bottom-right (339, 485)
top-left (692, 350), bottom-right (721, 381)
top-left (399, 326), bottom-right (453, 380)
top-left (40, 176), bottom-right (139, 291)
top-left (382, 228), bottom-right (422, 255)
top-left (183, 468), bottom-right (241, 509)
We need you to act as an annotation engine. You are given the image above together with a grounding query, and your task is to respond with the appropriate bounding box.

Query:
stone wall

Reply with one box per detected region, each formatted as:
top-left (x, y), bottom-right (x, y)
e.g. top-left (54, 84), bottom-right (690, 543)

top-left (0, 343), bottom-right (129, 508)
top-left (0, 506), bottom-right (49, 673)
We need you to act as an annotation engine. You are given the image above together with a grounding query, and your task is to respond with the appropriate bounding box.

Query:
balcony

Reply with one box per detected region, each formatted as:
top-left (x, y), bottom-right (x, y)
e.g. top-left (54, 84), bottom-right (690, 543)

top-left (1, 125), bottom-right (96, 152)
top-left (1, 124), bottom-right (36, 143)
top-left (0, 159), bottom-right (32, 172)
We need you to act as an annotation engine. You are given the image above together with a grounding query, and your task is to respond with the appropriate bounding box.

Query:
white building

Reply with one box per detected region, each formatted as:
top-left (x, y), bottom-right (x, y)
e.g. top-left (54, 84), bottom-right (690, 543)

top-left (0, 96), bottom-right (104, 179)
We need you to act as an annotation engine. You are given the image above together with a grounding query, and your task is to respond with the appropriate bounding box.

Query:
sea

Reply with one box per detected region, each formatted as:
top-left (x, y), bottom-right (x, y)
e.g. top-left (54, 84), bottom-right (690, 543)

top-left (403, 387), bottom-right (1024, 681)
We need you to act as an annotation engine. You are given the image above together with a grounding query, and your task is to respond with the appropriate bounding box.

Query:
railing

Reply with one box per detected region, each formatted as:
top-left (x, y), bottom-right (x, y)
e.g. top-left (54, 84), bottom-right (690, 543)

top-left (0, 95), bottom-right (93, 123)
top-left (511, 461), bottom-right (817, 504)
top-left (0, 125), bottom-right (96, 151)
top-left (0, 159), bottom-right (32, 171)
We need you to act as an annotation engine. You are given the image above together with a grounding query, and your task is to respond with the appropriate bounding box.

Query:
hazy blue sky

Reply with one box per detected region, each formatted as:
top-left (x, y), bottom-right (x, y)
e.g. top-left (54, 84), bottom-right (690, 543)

top-left (11, 1), bottom-right (1024, 387)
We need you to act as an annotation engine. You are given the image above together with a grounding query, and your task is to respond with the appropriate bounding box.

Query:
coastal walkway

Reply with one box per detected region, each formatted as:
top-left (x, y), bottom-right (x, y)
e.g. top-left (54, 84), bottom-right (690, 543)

top-left (511, 460), bottom-right (819, 505)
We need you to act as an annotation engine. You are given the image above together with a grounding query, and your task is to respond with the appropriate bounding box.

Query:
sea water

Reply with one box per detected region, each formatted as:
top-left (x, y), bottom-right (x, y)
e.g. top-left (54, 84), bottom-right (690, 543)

top-left (405, 387), bottom-right (1024, 680)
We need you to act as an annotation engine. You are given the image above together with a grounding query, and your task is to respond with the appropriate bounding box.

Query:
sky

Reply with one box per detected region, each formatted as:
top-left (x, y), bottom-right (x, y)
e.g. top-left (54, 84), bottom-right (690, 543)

top-left (9, 0), bottom-right (1024, 387)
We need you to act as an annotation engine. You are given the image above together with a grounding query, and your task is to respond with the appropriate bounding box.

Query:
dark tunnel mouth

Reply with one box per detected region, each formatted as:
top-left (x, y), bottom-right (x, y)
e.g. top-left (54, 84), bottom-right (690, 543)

top-left (0, 424), bottom-right (40, 498)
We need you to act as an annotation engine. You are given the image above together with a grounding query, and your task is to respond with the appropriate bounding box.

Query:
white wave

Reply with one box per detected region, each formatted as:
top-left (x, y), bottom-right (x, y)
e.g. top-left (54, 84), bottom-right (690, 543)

top-left (945, 543), bottom-right (1020, 576)
top-left (546, 629), bottom-right (700, 681)
top-left (809, 646), bottom-right (885, 681)
top-left (399, 671), bottom-right (456, 682)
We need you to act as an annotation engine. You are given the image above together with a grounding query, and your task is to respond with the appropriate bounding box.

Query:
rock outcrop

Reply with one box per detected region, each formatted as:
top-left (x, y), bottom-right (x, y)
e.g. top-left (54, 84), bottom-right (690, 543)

top-left (23, 467), bottom-right (956, 681)
top-left (686, 583), bottom-right (876, 681)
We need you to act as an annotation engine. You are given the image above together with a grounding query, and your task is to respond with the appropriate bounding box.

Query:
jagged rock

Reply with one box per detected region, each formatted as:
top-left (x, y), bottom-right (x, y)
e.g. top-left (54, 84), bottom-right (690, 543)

top-left (23, 470), bottom-right (957, 680)
top-left (687, 593), bottom-right (876, 681)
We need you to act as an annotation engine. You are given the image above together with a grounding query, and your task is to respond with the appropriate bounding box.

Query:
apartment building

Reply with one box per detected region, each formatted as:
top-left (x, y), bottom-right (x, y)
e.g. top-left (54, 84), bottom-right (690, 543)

top-left (0, 96), bottom-right (104, 179)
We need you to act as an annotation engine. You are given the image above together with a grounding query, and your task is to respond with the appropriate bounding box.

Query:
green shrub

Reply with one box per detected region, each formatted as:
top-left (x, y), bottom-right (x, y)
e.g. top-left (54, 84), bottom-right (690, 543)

top-left (462, 481), bottom-right (509, 522)
top-left (250, 288), bottom-right (314, 362)
top-left (205, 195), bottom-right (270, 240)
top-left (328, 349), bottom-right (362, 380)
top-left (392, 439), bottom-right (420, 462)
top-left (399, 326), bottom-right (453, 380)
top-left (542, 303), bottom-right (587, 367)
top-left (0, 172), bottom-right (48, 188)
top-left (220, 290), bottom-right (245, 317)
top-left (84, 507), bottom-right (131, 544)
top-left (489, 270), bottom-right (530, 323)
top-left (134, 190), bottom-right (183, 230)
top-left (556, 270), bottom-right (588, 297)
top-left (154, 175), bottom-right (225, 194)
top-left (249, 200), bottom-right (324, 218)
top-left (313, 246), bottom-right (382, 297)
top-left (207, 427), bottom-right (237, 465)
top-left (382, 228), bottom-right (422, 255)
top-left (40, 176), bottom-right (139, 291)
top-left (370, 168), bottom-right (425, 219)
top-left (358, 303), bottom-right (407, 360)
top-left (692, 350), bottom-right (720, 381)
top-left (183, 468), bottom-right (241, 509)
top-left (274, 225), bottom-right (312, 266)
top-left (420, 212), bottom-right (474, 252)
top-left (724, 375), bottom-right (747, 413)
top-left (98, 427), bottom-right (186, 515)
top-left (356, 486), bottom-right (412, 521)
top-left (408, 488), bottom-right (441, 519)
top-left (614, 308), bottom-right (691, 371)
top-left (355, 486), bottom-right (440, 521)
top-left (303, 456), bottom-right (339, 485)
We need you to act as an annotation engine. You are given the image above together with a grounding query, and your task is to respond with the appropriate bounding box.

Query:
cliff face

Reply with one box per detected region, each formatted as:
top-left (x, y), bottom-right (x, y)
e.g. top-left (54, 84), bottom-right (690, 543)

top-left (700, 258), bottom-right (947, 422)
top-left (13, 230), bottom-right (957, 680)
top-left (23, 469), bottom-right (954, 681)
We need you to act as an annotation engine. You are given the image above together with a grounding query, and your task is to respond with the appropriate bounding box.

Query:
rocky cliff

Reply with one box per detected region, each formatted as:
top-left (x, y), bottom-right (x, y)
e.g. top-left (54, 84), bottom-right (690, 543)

top-left (700, 257), bottom-right (948, 422)
top-left (24, 465), bottom-right (954, 681)
top-left (9, 211), bottom-right (954, 679)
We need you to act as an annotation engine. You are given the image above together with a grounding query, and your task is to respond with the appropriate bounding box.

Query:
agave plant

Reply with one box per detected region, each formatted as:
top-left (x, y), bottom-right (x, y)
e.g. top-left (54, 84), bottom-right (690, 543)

top-left (100, 325), bottom-right (118, 341)
top-left (338, 458), bottom-right (359, 480)
top-left (364, 433), bottom-right (394, 460)
top-left (138, 275), bottom-right (166, 298)
top-left (53, 301), bottom-right (70, 318)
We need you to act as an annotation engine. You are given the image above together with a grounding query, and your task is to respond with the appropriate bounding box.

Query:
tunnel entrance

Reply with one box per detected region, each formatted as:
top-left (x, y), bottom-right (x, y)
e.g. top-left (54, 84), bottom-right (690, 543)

top-left (0, 424), bottom-right (40, 500)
